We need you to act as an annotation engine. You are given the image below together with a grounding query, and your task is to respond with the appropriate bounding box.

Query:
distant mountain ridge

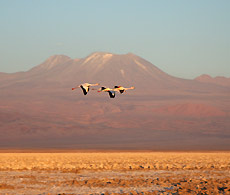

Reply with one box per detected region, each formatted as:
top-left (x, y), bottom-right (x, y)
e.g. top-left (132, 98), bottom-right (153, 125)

top-left (0, 52), bottom-right (228, 93)
top-left (0, 52), bottom-right (229, 150)
top-left (195, 74), bottom-right (230, 87)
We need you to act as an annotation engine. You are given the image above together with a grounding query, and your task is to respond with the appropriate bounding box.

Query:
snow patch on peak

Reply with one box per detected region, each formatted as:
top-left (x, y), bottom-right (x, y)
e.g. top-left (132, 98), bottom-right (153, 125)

top-left (83, 52), bottom-right (113, 65)
top-left (47, 55), bottom-right (71, 62)
top-left (103, 53), bottom-right (113, 59)
top-left (134, 59), bottom-right (147, 71)
top-left (120, 69), bottom-right (125, 78)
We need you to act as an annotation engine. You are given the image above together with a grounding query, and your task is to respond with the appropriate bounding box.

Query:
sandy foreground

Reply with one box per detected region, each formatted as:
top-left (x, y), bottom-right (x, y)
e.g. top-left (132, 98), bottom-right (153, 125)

top-left (0, 152), bottom-right (229, 195)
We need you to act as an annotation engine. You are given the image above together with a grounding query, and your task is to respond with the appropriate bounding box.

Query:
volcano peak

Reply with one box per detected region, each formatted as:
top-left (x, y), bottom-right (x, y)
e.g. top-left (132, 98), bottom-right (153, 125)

top-left (82, 52), bottom-right (114, 65)
top-left (29, 55), bottom-right (72, 72)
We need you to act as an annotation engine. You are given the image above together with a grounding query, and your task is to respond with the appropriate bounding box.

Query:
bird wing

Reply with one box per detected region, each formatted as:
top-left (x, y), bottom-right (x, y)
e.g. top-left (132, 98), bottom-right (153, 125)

top-left (90, 83), bottom-right (99, 86)
top-left (119, 90), bottom-right (125, 94)
top-left (80, 85), bottom-right (88, 95)
top-left (108, 91), bottom-right (115, 98)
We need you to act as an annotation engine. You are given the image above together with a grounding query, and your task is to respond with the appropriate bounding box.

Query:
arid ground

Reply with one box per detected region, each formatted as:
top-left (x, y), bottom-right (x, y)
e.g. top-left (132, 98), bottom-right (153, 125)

top-left (0, 152), bottom-right (229, 195)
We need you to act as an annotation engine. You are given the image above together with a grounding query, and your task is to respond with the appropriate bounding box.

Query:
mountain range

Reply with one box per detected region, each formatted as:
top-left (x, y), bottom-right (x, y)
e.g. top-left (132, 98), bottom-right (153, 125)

top-left (0, 52), bottom-right (229, 150)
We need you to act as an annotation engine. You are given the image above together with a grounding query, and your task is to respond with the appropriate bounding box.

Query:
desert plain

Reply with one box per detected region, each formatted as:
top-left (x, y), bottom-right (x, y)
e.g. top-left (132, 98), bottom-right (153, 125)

top-left (0, 152), bottom-right (229, 195)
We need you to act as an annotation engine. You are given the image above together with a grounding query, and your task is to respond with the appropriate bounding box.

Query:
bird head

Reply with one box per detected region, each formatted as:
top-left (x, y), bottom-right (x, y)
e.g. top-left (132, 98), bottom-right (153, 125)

top-left (114, 86), bottom-right (121, 88)
top-left (98, 86), bottom-right (106, 92)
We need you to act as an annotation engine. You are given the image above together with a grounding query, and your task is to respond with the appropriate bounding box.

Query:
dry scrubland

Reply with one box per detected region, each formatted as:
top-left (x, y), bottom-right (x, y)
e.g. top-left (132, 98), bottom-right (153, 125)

top-left (0, 152), bottom-right (229, 195)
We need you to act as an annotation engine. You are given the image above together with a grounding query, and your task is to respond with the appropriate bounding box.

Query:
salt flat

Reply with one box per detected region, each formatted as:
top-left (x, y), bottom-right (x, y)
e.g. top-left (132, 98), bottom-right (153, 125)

top-left (0, 152), bottom-right (229, 194)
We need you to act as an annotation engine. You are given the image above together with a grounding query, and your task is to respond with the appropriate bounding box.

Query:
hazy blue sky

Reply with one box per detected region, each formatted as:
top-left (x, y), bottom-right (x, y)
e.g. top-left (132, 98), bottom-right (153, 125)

top-left (0, 0), bottom-right (229, 78)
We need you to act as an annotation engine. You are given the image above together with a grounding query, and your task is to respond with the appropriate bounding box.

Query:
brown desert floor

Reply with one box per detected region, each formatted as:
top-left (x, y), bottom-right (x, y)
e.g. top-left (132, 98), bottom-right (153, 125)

top-left (0, 152), bottom-right (229, 195)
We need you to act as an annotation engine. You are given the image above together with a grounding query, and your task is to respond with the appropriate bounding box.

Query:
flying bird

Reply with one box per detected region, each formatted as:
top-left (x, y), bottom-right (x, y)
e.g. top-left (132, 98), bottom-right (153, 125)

top-left (98, 87), bottom-right (116, 98)
top-left (114, 86), bottom-right (135, 94)
top-left (72, 83), bottom-right (99, 95)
